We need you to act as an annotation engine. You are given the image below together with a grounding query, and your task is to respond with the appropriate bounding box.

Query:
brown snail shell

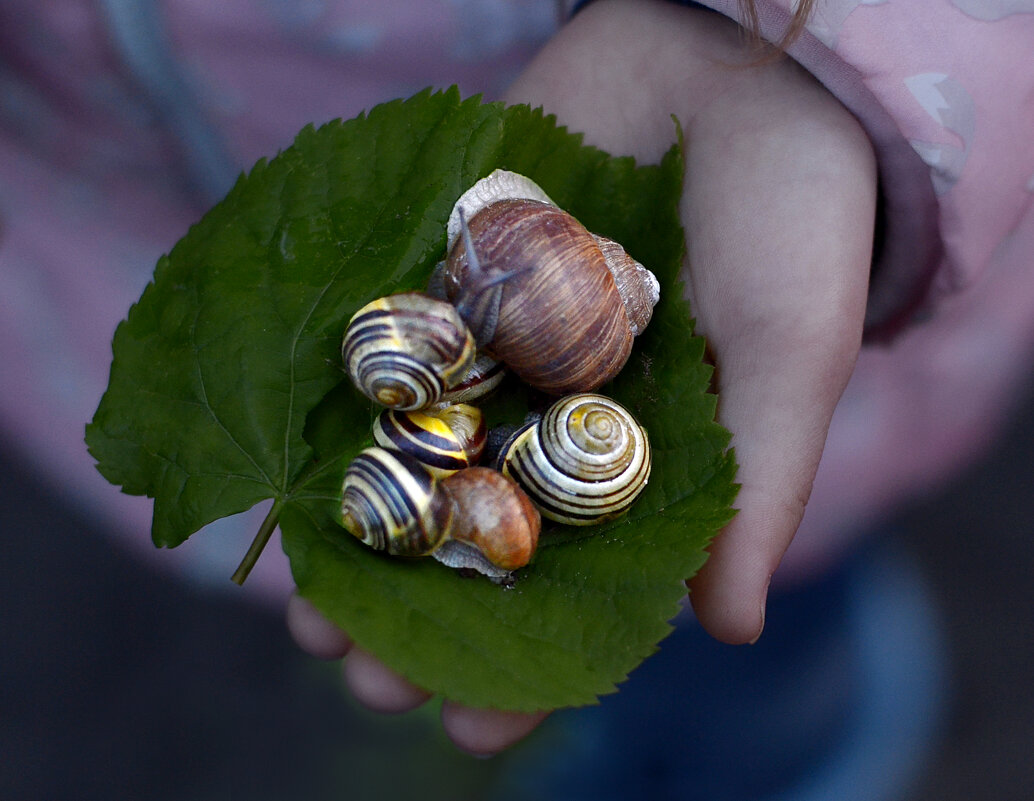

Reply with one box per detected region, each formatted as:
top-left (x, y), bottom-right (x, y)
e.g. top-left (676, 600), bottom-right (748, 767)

top-left (439, 171), bottom-right (659, 395)
top-left (438, 467), bottom-right (540, 573)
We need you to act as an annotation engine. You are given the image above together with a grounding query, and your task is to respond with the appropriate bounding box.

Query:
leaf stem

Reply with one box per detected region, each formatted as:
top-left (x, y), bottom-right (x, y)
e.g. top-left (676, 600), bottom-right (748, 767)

top-left (231, 500), bottom-right (284, 586)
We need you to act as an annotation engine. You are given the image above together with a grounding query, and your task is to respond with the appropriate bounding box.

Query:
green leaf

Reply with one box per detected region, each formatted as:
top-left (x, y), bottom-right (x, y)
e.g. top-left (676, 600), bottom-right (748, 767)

top-left (86, 87), bottom-right (737, 712)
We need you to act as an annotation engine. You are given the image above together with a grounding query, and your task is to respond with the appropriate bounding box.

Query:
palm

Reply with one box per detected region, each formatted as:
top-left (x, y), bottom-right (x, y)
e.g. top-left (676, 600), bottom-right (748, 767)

top-left (288, 0), bottom-right (876, 755)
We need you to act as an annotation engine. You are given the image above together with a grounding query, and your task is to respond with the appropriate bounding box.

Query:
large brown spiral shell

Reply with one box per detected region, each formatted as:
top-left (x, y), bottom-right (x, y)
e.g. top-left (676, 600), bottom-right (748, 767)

top-left (442, 199), bottom-right (635, 395)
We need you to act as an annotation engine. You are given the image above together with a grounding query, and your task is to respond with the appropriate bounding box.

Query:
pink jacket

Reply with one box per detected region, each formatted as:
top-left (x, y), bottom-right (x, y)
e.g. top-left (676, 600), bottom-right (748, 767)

top-left (1, 0), bottom-right (1030, 597)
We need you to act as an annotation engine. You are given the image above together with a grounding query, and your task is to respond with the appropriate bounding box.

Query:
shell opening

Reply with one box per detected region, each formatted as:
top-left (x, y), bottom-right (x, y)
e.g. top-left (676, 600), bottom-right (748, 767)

top-left (446, 169), bottom-right (555, 250)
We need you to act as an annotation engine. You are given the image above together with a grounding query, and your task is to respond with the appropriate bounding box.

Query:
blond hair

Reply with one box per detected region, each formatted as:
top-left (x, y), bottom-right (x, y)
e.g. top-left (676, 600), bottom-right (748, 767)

top-left (739, 0), bottom-right (817, 57)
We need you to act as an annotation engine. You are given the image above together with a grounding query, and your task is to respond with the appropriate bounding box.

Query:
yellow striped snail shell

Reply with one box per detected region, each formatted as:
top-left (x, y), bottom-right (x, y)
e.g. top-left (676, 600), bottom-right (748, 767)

top-left (496, 393), bottom-right (651, 525)
top-left (341, 447), bottom-right (454, 556)
top-left (372, 403), bottom-right (486, 478)
top-left (437, 170), bottom-right (659, 396)
top-left (340, 447), bottom-right (539, 582)
top-left (341, 292), bottom-right (476, 411)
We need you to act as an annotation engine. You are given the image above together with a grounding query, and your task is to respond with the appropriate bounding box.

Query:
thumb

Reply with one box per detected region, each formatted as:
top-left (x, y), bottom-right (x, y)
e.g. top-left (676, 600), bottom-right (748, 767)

top-left (688, 334), bottom-right (860, 643)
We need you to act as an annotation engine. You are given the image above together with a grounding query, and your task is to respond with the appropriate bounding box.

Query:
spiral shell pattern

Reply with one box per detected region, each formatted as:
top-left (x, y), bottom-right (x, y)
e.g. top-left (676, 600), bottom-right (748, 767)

top-left (340, 447), bottom-right (455, 556)
top-left (443, 200), bottom-right (636, 395)
top-left (499, 394), bottom-right (651, 525)
top-left (372, 404), bottom-right (486, 478)
top-left (342, 292), bottom-right (476, 411)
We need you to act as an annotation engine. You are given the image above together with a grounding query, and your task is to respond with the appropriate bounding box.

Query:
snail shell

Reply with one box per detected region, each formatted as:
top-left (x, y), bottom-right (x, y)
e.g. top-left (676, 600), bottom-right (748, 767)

top-left (340, 447), bottom-right (455, 556)
top-left (437, 467), bottom-right (540, 575)
top-left (342, 292), bottom-right (476, 411)
top-left (372, 403), bottom-right (486, 478)
top-left (440, 170), bottom-right (659, 395)
top-left (436, 352), bottom-right (507, 406)
top-left (497, 393), bottom-right (651, 525)
top-left (340, 447), bottom-right (539, 581)
top-left (446, 169), bottom-right (555, 248)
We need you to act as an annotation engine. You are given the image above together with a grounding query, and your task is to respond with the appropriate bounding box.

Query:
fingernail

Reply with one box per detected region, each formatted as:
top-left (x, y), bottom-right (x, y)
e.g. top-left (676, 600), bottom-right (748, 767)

top-left (748, 587), bottom-right (769, 645)
top-left (748, 606), bottom-right (765, 644)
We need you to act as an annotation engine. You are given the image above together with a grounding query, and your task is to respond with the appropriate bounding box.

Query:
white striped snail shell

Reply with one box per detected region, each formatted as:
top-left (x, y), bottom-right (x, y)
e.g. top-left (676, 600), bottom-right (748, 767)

top-left (342, 292), bottom-right (476, 411)
top-left (496, 393), bottom-right (651, 526)
top-left (438, 170), bottom-right (659, 396)
top-left (372, 403), bottom-right (486, 478)
top-left (340, 447), bottom-right (539, 581)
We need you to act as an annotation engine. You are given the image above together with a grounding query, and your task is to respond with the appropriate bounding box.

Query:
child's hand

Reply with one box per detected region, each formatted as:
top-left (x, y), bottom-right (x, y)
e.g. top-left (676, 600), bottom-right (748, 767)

top-left (288, 0), bottom-right (876, 755)
top-left (286, 593), bottom-right (549, 754)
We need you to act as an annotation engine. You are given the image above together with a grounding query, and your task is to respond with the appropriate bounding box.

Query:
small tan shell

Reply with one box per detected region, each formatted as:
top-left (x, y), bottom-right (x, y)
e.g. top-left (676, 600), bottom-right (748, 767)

top-left (439, 467), bottom-right (540, 572)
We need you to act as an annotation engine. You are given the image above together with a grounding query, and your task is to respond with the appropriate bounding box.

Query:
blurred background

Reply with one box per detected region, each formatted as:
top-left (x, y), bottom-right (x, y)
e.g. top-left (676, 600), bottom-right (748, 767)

top-left (2, 375), bottom-right (1032, 800)
top-left (3, 3), bottom-right (1033, 799)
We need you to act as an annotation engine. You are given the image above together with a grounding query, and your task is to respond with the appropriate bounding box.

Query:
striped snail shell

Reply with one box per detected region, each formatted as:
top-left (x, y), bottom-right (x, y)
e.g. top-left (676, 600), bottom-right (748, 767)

top-left (342, 292), bottom-right (476, 411)
top-left (340, 447), bottom-right (540, 582)
top-left (437, 170), bottom-right (659, 396)
top-left (497, 393), bottom-right (651, 526)
top-left (340, 447), bottom-right (454, 556)
top-left (372, 403), bottom-right (486, 478)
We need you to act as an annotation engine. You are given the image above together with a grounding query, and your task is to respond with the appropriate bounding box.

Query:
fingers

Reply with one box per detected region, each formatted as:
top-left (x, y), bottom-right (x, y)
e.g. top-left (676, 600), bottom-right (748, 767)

top-left (441, 704), bottom-right (550, 757)
top-left (687, 346), bottom-right (852, 643)
top-left (287, 592), bottom-right (430, 712)
top-left (287, 592), bottom-right (549, 752)
top-left (343, 646), bottom-right (433, 713)
top-left (286, 593), bottom-right (352, 659)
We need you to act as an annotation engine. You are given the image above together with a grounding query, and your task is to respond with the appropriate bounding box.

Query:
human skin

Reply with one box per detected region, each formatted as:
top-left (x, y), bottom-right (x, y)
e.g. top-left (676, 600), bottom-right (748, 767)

top-left (288, 0), bottom-right (876, 756)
